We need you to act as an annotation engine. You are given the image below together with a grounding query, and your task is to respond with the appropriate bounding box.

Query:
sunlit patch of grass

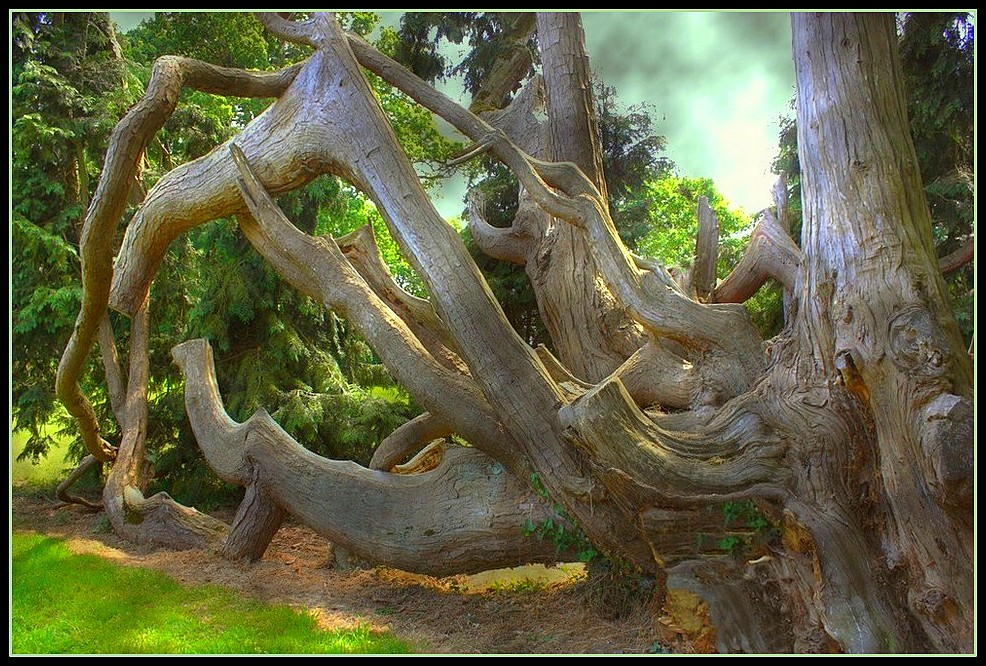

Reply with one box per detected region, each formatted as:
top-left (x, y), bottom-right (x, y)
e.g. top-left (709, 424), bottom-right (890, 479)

top-left (11, 532), bottom-right (413, 655)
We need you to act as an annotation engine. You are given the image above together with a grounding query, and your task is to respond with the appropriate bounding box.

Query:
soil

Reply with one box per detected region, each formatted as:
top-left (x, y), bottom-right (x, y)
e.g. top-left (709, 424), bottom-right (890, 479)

top-left (11, 492), bottom-right (706, 655)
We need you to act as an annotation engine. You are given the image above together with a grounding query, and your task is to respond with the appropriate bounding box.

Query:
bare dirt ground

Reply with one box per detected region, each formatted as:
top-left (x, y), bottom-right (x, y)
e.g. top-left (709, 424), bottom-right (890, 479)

top-left (11, 492), bottom-right (704, 654)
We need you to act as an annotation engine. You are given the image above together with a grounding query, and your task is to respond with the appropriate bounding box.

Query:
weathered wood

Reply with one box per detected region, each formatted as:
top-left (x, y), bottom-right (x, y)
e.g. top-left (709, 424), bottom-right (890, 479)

top-left (172, 338), bottom-right (570, 574)
top-left (689, 197), bottom-right (720, 302)
top-left (102, 300), bottom-right (228, 550)
top-left (789, 12), bottom-right (973, 652)
top-left (369, 412), bottom-right (451, 472)
top-left (714, 206), bottom-right (802, 304)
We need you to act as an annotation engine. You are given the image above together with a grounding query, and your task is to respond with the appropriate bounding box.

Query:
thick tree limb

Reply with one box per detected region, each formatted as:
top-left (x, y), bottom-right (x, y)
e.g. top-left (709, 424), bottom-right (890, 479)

top-left (56, 53), bottom-right (303, 462)
top-left (714, 207), bottom-right (802, 304)
top-left (536, 13), bottom-right (608, 199)
top-left (558, 378), bottom-right (790, 505)
top-left (172, 338), bottom-right (570, 574)
top-left (469, 13), bottom-right (537, 113)
top-left (369, 412), bottom-right (452, 472)
top-left (229, 143), bottom-right (514, 464)
top-left (255, 12), bottom-right (320, 48)
top-left (614, 342), bottom-right (696, 410)
top-left (937, 236), bottom-right (973, 275)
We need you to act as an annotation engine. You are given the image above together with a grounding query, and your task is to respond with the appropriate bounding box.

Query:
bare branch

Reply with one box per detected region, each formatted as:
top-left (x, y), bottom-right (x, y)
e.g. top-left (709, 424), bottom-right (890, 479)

top-left (255, 12), bottom-right (319, 47)
top-left (714, 208), bottom-right (802, 304)
top-left (55, 455), bottom-right (103, 510)
top-left (345, 33), bottom-right (584, 222)
top-left (369, 412), bottom-right (452, 472)
top-left (103, 298), bottom-right (229, 549)
top-left (469, 13), bottom-right (536, 112)
top-left (98, 315), bottom-right (126, 423)
top-left (772, 173), bottom-right (791, 232)
top-left (172, 338), bottom-right (570, 574)
top-left (57, 54), bottom-right (304, 462)
top-left (938, 236), bottom-right (974, 275)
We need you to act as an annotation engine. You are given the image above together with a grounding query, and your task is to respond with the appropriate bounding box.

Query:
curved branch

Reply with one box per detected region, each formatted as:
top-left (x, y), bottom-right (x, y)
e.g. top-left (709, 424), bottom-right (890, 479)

top-left (467, 191), bottom-right (533, 265)
top-left (55, 455), bottom-right (102, 510)
top-left (714, 208), bottom-right (802, 304)
top-left (229, 143), bottom-right (515, 463)
top-left (369, 412), bottom-right (452, 472)
top-left (172, 338), bottom-right (570, 575)
top-left (255, 12), bottom-right (320, 47)
top-left (56, 54), bottom-right (304, 462)
top-left (558, 378), bottom-right (790, 505)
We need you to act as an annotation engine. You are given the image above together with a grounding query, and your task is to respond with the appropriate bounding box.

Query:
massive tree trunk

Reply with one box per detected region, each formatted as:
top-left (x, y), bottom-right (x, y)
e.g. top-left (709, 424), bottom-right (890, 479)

top-left (784, 13), bottom-right (973, 650)
top-left (56, 11), bottom-right (972, 653)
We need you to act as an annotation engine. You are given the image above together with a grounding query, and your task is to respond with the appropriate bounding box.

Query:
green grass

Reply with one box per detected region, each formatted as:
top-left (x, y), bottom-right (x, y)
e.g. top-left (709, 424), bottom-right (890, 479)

top-left (11, 532), bottom-right (413, 654)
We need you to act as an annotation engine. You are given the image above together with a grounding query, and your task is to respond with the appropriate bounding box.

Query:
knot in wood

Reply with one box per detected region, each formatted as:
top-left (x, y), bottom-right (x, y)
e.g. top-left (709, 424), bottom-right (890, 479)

top-left (888, 305), bottom-right (949, 378)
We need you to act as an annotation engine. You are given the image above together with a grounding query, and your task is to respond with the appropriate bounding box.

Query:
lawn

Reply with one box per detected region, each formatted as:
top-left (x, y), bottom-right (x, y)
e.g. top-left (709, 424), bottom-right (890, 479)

top-left (11, 531), bottom-right (413, 654)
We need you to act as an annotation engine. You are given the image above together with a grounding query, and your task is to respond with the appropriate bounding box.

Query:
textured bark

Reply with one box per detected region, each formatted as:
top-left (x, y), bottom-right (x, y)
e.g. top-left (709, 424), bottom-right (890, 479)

top-left (688, 197), bottom-right (720, 302)
top-left (57, 11), bottom-right (974, 654)
top-left (173, 338), bottom-right (570, 574)
top-left (779, 13), bottom-right (973, 652)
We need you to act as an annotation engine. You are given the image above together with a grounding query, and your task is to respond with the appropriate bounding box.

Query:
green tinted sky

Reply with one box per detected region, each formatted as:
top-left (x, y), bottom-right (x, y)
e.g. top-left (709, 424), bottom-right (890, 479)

top-left (111, 11), bottom-right (796, 216)
top-left (582, 12), bottom-right (795, 214)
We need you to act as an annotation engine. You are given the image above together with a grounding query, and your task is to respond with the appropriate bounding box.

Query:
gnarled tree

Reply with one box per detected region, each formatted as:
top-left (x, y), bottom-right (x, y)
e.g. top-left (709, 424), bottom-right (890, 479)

top-left (55, 12), bottom-right (972, 653)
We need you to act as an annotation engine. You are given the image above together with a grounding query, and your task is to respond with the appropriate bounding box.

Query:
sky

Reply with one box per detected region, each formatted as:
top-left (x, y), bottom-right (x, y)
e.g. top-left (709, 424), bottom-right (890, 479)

top-left (110, 11), bottom-right (797, 218)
